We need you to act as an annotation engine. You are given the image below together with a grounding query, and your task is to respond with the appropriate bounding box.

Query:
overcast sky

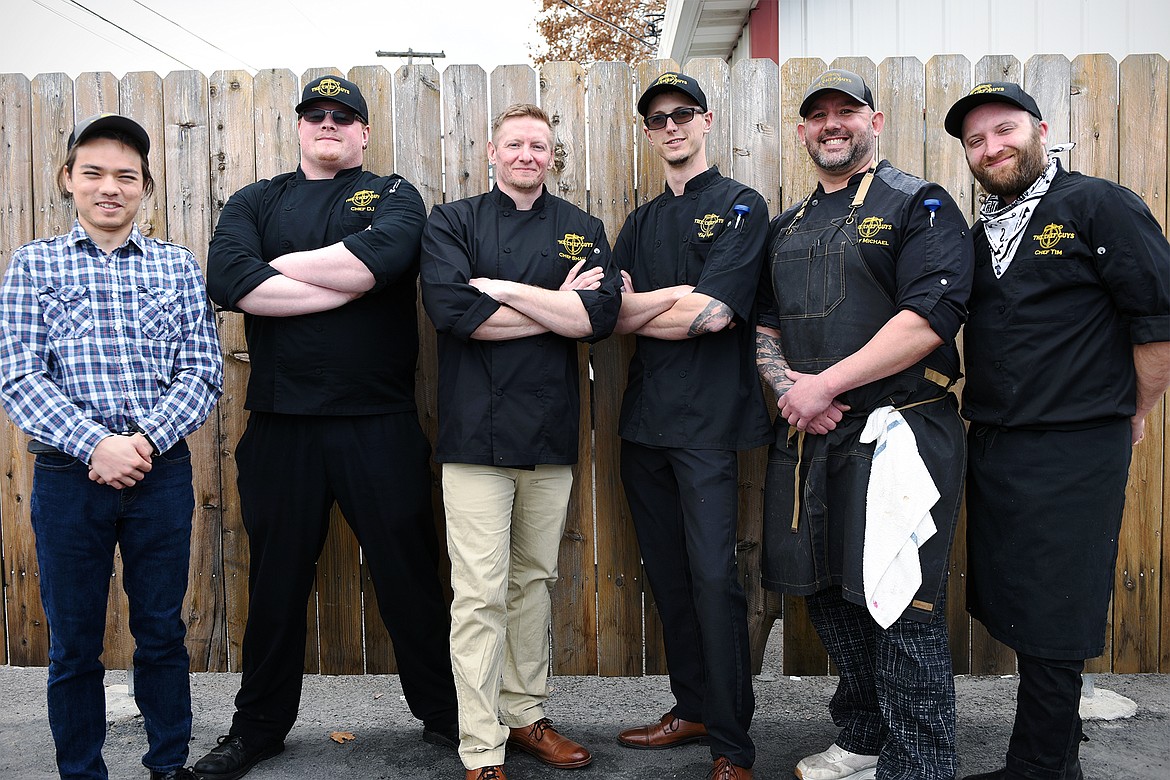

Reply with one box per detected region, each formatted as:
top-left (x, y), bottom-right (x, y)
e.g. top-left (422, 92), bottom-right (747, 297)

top-left (2, 0), bottom-right (543, 79)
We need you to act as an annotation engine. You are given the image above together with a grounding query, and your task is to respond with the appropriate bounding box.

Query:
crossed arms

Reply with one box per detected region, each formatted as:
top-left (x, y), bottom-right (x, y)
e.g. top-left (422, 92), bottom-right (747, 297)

top-left (470, 258), bottom-right (602, 340)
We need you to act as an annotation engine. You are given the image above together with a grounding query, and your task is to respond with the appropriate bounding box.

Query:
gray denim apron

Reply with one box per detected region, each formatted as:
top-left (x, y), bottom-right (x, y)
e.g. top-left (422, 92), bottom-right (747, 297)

top-left (761, 170), bottom-right (965, 622)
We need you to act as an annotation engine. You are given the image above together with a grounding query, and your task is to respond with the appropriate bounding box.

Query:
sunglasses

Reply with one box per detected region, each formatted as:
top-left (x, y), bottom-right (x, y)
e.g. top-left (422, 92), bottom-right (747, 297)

top-left (644, 107), bottom-right (703, 130)
top-left (299, 108), bottom-right (361, 126)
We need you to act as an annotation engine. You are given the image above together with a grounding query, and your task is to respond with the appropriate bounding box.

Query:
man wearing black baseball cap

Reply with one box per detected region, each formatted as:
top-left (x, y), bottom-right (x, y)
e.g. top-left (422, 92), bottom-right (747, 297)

top-left (192, 75), bottom-right (459, 778)
top-left (295, 74), bottom-right (369, 122)
top-left (613, 71), bottom-right (771, 780)
top-left (757, 68), bottom-right (972, 780)
top-left (947, 82), bottom-right (1170, 780)
top-left (0, 113), bottom-right (223, 779)
top-left (797, 68), bottom-right (875, 118)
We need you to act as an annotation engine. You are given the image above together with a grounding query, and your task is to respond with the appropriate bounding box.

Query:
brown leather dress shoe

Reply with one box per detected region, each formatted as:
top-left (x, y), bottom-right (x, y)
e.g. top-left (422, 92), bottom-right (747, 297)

top-left (466, 766), bottom-right (507, 780)
top-left (506, 718), bottom-right (592, 769)
top-left (617, 712), bottom-right (709, 749)
top-left (709, 755), bottom-right (753, 779)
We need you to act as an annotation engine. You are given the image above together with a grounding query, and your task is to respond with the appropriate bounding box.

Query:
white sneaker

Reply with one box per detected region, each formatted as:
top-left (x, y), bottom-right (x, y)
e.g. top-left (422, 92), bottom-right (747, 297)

top-left (795, 743), bottom-right (879, 780)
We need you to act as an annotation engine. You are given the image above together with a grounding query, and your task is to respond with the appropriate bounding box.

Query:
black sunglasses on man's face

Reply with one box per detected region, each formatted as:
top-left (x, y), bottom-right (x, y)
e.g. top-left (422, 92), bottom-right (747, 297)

top-left (300, 108), bottom-right (360, 126)
top-left (644, 107), bottom-right (702, 130)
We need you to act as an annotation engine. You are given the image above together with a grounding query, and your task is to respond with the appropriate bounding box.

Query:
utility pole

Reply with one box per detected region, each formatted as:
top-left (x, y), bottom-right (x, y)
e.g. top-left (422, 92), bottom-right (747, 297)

top-left (375, 49), bottom-right (447, 67)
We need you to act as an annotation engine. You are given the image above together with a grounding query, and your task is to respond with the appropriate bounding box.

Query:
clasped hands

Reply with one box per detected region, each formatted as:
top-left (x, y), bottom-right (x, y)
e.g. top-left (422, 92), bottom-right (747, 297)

top-left (778, 369), bottom-right (851, 435)
top-left (89, 433), bottom-right (154, 489)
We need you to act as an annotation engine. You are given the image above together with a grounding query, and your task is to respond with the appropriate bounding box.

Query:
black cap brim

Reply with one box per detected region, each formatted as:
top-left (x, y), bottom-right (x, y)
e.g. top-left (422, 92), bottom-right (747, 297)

top-left (296, 76), bottom-right (369, 123)
top-left (945, 85), bottom-right (1043, 138)
top-left (637, 73), bottom-right (707, 117)
top-left (68, 114), bottom-right (150, 155)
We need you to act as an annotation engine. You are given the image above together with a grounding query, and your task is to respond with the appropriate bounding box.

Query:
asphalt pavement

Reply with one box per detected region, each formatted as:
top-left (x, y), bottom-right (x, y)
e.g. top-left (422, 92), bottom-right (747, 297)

top-left (1, 665), bottom-right (1168, 779)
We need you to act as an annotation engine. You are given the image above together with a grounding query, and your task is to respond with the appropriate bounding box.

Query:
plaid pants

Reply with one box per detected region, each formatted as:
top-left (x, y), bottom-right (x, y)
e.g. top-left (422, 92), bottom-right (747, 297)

top-left (807, 587), bottom-right (957, 780)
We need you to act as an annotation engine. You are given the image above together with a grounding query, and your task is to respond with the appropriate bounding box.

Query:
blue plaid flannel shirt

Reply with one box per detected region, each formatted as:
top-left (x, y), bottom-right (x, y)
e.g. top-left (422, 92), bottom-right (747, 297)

top-left (0, 221), bottom-right (223, 462)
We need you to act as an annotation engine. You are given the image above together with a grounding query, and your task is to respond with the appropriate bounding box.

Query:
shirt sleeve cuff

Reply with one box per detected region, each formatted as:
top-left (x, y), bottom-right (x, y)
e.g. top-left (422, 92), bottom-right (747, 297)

top-left (138, 418), bottom-right (176, 455)
top-left (1131, 314), bottom-right (1170, 344)
top-left (451, 294), bottom-right (503, 341)
top-left (68, 422), bottom-right (116, 464)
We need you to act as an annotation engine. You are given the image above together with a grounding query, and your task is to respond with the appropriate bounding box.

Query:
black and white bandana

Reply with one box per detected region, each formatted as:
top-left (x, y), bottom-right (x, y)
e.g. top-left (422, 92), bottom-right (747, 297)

top-left (977, 144), bottom-right (1074, 278)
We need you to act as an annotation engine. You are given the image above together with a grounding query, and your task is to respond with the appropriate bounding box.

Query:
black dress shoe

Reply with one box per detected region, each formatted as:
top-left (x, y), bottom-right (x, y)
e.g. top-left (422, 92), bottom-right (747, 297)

top-left (151, 769), bottom-right (197, 780)
top-left (423, 721), bottom-right (460, 749)
top-left (193, 735), bottom-right (284, 780)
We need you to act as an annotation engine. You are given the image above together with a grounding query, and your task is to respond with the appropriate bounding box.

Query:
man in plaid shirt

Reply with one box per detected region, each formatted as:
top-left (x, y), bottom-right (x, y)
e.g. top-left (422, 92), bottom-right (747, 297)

top-left (0, 113), bottom-right (222, 780)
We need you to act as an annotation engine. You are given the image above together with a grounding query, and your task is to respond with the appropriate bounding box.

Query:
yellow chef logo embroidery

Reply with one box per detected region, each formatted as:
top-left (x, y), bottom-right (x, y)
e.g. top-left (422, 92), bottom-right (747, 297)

top-left (557, 233), bottom-right (594, 261)
top-left (312, 77), bottom-right (350, 98)
top-left (1033, 223), bottom-right (1075, 255)
top-left (814, 72), bottom-right (852, 89)
top-left (969, 83), bottom-right (1007, 95)
top-left (346, 190), bottom-right (380, 212)
top-left (695, 213), bottom-right (724, 239)
top-left (654, 73), bottom-right (688, 87)
top-left (858, 217), bottom-right (888, 239)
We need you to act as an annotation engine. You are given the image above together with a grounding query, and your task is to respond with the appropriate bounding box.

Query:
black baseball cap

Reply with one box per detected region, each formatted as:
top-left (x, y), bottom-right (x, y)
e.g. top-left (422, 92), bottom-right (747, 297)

top-left (637, 72), bottom-right (708, 117)
top-left (296, 75), bottom-right (369, 122)
top-left (799, 69), bottom-right (874, 117)
top-left (944, 82), bottom-right (1043, 138)
top-left (68, 113), bottom-right (150, 155)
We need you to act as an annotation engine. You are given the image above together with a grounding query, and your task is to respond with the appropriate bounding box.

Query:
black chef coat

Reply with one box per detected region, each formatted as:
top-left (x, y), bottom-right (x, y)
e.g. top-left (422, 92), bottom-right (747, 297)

top-left (420, 186), bottom-right (620, 466)
top-left (616, 167), bottom-right (771, 451)
top-left (208, 165), bottom-right (426, 415)
top-left (962, 163), bottom-right (1170, 428)
top-left (963, 163), bottom-right (1170, 657)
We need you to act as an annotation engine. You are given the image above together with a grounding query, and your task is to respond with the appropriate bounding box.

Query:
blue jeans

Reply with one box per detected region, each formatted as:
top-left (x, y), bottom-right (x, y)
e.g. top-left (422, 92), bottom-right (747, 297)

top-left (31, 440), bottom-right (195, 779)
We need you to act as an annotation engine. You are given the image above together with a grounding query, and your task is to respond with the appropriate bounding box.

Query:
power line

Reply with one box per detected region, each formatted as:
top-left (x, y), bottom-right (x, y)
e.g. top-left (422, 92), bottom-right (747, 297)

top-left (556, 0), bottom-right (658, 48)
top-left (64, 0), bottom-right (195, 70)
top-left (30, 0), bottom-right (141, 58)
top-left (130, 1), bottom-right (258, 71)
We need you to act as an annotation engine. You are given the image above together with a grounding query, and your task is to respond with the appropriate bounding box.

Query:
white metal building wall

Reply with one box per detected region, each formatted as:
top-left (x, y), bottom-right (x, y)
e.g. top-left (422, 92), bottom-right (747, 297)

top-left (777, 0), bottom-right (1169, 63)
top-left (661, 0), bottom-right (1170, 64)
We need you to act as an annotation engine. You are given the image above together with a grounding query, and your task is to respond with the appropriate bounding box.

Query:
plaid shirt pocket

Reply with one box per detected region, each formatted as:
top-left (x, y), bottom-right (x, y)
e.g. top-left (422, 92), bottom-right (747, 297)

top-left (137, 286), bottom-right (182, 341)
top-left (37, 285), bottom-right (94, 340)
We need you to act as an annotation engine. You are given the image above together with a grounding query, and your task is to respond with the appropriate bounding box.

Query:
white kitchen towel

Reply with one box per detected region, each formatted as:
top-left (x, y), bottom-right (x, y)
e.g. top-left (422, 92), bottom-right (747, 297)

top-left (860, 406), bottom-right (940, 628)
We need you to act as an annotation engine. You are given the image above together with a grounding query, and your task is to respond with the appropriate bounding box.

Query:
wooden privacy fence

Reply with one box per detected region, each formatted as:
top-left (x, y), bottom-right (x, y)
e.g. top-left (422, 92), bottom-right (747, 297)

top-left (1, 54), bottom-right (1167, 677)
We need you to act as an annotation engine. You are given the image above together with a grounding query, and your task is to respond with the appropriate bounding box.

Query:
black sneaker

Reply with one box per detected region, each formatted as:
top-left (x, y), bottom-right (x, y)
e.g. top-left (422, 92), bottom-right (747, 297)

top-left (151, 769), bottom-right (197, 780)
top-left (192, 735), bottom-right (284, 780)
top-left (422, 721), bottom-right (459, 749)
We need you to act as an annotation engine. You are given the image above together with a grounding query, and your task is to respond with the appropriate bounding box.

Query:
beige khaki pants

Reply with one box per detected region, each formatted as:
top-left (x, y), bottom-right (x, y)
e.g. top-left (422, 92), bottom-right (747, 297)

top-left (442, 462), bottom-right (573, 769)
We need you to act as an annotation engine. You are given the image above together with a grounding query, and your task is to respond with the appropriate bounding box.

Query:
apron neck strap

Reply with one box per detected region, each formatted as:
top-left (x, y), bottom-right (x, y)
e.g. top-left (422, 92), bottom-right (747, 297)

top-left (785, 165), bottom-right (877, 234)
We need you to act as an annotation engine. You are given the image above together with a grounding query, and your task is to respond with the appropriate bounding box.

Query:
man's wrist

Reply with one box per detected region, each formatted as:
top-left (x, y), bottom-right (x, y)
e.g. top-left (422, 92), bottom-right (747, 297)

top-left (129, 423), bottom-right (161, 456)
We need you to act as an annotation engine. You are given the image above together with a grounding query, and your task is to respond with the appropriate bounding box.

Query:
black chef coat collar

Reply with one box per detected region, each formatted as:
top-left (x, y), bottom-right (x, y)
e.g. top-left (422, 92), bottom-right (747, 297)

top-left (664, 165), bottom-right (722, 197)
top-left (809, 159), bottom-right (888, 198)
top-left (293, 164), bottom-right (365, 182)
top-left (489, 184), bottom-right (549, 212)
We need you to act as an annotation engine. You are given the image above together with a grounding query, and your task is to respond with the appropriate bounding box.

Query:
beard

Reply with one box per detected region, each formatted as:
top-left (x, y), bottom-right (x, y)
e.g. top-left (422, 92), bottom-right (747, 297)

top-left (972, 126), bottom-right (1048, 201)
top-left (498, 169), bottom-right (544, 192)
top-left (806, 130), bottom-right (875, 174)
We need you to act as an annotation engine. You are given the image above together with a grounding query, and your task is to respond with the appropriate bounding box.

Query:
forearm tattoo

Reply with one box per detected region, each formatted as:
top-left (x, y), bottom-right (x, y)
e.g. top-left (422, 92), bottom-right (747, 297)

top-left (755, 330), bottom-right (794, 396)
top-left (687, 299), bottom-right (733, 337)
